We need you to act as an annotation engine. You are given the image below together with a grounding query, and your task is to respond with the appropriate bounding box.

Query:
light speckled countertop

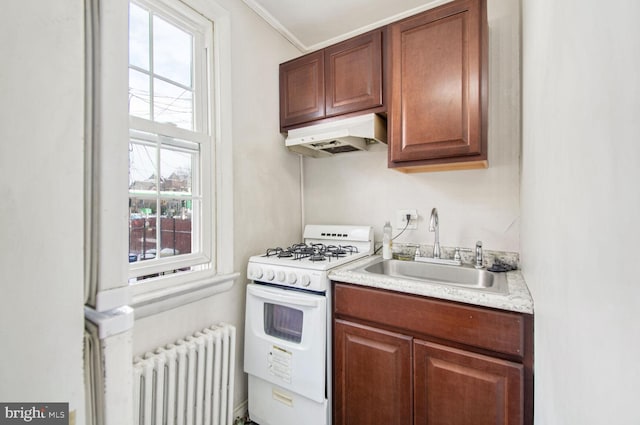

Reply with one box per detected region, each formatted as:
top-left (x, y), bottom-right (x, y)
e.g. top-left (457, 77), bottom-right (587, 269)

top-left (328, 255), bottom-right (534, 314)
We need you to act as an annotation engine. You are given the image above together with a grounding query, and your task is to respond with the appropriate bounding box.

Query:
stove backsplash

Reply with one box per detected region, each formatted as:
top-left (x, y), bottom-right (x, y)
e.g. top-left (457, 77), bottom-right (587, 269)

top-left (383, 242), bottom-right (520, 270)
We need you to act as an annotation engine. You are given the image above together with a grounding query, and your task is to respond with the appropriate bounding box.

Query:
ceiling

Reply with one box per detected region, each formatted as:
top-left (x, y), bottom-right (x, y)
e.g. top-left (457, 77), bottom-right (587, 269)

top-left (241, 0), bottom-right (450, 52)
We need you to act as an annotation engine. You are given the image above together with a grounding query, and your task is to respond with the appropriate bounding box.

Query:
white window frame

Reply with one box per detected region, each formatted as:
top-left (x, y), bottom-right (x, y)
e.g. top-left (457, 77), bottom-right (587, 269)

top-left (125, 0), bottom-right (236, 313)
top-left (128, 0), bottom-right (212, 282)
top-left (84, 0), bottom-right (235, 309)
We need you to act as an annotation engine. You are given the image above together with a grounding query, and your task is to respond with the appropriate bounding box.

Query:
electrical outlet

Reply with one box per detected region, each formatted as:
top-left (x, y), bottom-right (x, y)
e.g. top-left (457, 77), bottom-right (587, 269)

top-left (396, 209), bottom-right (418, 229)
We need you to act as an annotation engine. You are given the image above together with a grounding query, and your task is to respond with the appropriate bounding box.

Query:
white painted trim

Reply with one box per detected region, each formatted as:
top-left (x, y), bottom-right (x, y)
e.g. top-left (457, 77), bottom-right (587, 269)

top-left (131, 271), bottom-right (239, 318)
top-left (129, 116), bottom-right (210, 143)
top-left (101, 329), bottom-right (134, 425)
top-left (95, 285), bottom-right (132, 312)
top-left (233, 399), bottom-right (248, 422)
top-left (182, 0), bottom-right (236, 276)
top-left (85, 306), bottom-right (135, 339)
top-left (125, 0), bottom-right (237, 295)
top-left (241, 0), bottom-right (453, 52)
top-left (84, 0), bottom-right (131, 308)
top-left (240, 0), bottom-right (307, 51)
top-left (305, 0), bottom-right (453, 51)
top-left (128, 0), bottom-right (216, 285)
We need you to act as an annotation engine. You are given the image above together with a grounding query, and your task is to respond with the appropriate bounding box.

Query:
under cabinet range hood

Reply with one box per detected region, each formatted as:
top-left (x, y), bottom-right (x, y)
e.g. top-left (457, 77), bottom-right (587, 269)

top-left (285, 113), bottom-right (387, 158)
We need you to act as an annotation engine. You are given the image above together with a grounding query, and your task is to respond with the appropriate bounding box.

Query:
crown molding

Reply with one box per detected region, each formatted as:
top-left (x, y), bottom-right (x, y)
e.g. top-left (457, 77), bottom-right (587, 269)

top-left (241, 0), bottom-right (307, 52)
top-left (241, 0), bottom-right (450, 53)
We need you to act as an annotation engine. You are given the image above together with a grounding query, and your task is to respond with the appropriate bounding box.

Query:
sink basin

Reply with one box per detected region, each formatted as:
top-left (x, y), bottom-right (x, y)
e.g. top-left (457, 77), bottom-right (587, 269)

top-left (359, 258), bottom-right (508, 294)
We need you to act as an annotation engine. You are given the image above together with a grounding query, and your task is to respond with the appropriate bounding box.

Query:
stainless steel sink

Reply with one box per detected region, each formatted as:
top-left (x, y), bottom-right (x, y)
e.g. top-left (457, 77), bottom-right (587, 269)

top-left (359, 258), bottom-right (508, 294)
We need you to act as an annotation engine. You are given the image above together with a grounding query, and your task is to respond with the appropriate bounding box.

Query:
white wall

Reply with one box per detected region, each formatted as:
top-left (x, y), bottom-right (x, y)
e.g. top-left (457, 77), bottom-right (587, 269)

top-left (304, 0), bottom-right (521, 254)
top-left (132, 0), bottom-right (301, 413)
top-left (0, 0), bottom-right (300, 420)
top-left (521, 1), bottom-right (640, 423)
top-left (0, 0), bottom-right (86, 419)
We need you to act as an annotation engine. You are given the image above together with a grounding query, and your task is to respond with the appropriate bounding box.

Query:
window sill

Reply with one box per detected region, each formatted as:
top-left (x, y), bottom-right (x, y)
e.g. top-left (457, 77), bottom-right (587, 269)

top-left (131, 271), bottom-right (239, 319)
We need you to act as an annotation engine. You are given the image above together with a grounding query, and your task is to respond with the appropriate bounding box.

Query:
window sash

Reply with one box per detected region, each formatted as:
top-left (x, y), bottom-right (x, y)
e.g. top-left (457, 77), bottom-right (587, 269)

top-left (130, 118), bottom-right (209, 145)
top-left (128, 0), bottom-right (214, 284)
top-left (130, 0), bottom-right (210, 135)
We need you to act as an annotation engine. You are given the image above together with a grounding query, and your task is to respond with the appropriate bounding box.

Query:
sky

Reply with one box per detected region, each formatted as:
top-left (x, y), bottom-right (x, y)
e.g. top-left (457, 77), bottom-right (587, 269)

top-left (128, 1), bottom-right (196, 188)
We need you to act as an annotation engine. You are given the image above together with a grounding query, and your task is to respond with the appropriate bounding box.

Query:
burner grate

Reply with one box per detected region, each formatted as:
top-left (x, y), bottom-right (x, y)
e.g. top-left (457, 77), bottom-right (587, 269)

top-left (264, 243), bottom-right (360, 262)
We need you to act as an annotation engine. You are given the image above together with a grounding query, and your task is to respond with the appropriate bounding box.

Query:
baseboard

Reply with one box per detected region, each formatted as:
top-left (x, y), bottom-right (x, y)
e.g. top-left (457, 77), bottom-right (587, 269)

top-left (233, 399), bottom-right (248, 421)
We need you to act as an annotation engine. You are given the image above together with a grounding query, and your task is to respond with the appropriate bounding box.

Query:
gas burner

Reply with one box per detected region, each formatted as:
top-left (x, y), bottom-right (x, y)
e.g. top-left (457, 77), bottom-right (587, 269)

top-left (326, 245), bottom-right (347, 257)
top-left (341, 245), bottom-right (359, 254)
top-left (292, 244), bottom-right (316, 260)
top-left (327, 245), bottom-right (359, 258)
top-left (327, 245), bottom-right (351, 258)
top-left (263, 240), bottom-right (363, 264)
top-left (265, 247), bottom-right (283, 257)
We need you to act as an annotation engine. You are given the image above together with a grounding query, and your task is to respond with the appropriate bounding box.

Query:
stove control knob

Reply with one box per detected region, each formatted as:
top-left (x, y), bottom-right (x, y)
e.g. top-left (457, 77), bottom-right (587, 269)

top-left (300, 274), bottom-right (311, 287)
top-left (250, 266), bottom-right (263, 280)
top-left (264, 269), bottom-right (275, 281)
top-left (287, 273), bottom-right (297, 285)
top-left (276, 271), bottom-right (285, 282)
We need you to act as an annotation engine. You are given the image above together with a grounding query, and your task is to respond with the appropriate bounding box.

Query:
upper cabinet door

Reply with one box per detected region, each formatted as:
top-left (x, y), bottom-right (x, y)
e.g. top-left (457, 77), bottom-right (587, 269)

top-left (280, 50), bottom-right (325, 130)
top-left (325, 30), bottom-right (384, 117)
top-left (389, 0), bottom-right (488, 171)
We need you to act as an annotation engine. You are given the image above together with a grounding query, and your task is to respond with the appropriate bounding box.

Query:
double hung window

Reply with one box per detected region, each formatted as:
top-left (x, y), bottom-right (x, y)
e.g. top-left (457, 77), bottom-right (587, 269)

top-left (128, 0), bottom-right (213, 283)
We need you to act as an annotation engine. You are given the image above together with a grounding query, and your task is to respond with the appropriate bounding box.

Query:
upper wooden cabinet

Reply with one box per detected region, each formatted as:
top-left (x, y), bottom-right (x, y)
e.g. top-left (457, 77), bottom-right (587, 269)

top-left (279, 29), bottom-right (384, 131)
top-left (388, 0), bottom-right (488, 172)
top-left (279, 50), bottom-right (325, 130)
top-left (325, 31), bottom-right (383, 117)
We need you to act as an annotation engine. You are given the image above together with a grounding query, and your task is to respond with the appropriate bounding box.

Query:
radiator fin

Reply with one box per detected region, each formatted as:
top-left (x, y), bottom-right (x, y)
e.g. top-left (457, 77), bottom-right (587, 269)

top-left (133, 323), bottom-right (236, 425)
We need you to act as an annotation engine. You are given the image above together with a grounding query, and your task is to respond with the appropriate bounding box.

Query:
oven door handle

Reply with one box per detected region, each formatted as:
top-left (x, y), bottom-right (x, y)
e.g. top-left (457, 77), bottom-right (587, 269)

top-left (248, 285), bottom-right (320, 308)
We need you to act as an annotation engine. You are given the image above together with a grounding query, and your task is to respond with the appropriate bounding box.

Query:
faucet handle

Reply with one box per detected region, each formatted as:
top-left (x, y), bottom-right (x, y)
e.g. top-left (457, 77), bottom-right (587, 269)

top-left (475, 241), bottom-right (484, 269)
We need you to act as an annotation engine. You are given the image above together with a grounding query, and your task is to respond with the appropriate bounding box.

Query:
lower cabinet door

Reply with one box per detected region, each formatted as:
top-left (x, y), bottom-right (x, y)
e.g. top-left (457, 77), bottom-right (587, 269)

top-left (334, 319), bottom-right (412, 425)
top-left (414, 340), bottom-right (523, 425)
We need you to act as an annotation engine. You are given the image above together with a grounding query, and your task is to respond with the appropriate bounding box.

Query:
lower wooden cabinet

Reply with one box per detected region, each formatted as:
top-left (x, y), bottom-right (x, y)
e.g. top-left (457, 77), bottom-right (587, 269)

top-left (334, 320), bottom-right (412, 425)
top-left (414, 340), bottom-right (523, 425)
top-left (333, 282), bottom-right (533, 425)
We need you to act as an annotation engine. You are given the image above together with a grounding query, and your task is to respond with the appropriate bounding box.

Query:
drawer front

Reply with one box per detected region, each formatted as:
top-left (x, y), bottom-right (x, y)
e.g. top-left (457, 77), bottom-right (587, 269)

top-left (334, 283), bottom-right (525, 357)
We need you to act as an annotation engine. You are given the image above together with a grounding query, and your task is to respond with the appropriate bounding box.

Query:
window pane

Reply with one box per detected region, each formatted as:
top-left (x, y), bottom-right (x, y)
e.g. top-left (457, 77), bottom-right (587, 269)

top-left (127, 0), bottom-right (211, 283)
top-left (129, 3), bottom-right (149, 70)
top-left (129, 198), bottom-right (158, 261)
top-left (153, 78), bottom-right (193, 129)
top-left (153, 14), bottom-right (192, 87)
top-left (264, 304), bottom-right (303, 343)
top-left (129, 198), bottom-right (193, 263)
top-left (129, 69), bottom-right (151, 120)
top-left (160, 147), bottom-right (192, 194)
top-left (129, 141), bottom-right (157, 190)
top-left (158, 206), bottom-right (192, 257)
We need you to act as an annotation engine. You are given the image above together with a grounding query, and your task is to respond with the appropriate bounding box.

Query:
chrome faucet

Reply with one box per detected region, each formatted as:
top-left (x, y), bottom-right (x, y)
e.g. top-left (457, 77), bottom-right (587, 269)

top-left (429, 208), bottom-right (440, 259)
top-left (414, 209), bottom-right (461, 266)
top-left (475, 241), bottom-right (484, 269)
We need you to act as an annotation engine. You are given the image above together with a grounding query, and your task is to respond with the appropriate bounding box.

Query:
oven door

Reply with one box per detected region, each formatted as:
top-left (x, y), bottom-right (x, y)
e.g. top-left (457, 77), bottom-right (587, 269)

top-left (244, 283), bottom-right (326, 402)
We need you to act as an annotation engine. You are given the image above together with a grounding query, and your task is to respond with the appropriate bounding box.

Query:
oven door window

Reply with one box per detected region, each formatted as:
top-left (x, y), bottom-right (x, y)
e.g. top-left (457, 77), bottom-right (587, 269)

top-left (264, 303), bottom-right (303, 343)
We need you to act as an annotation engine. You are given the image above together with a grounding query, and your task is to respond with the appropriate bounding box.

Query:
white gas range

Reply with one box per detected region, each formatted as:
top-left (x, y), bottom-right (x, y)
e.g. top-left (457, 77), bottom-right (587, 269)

top-left (244, 224), bottom-right (374, 425)
top-left (246, 224), bottom-right (374, 292)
